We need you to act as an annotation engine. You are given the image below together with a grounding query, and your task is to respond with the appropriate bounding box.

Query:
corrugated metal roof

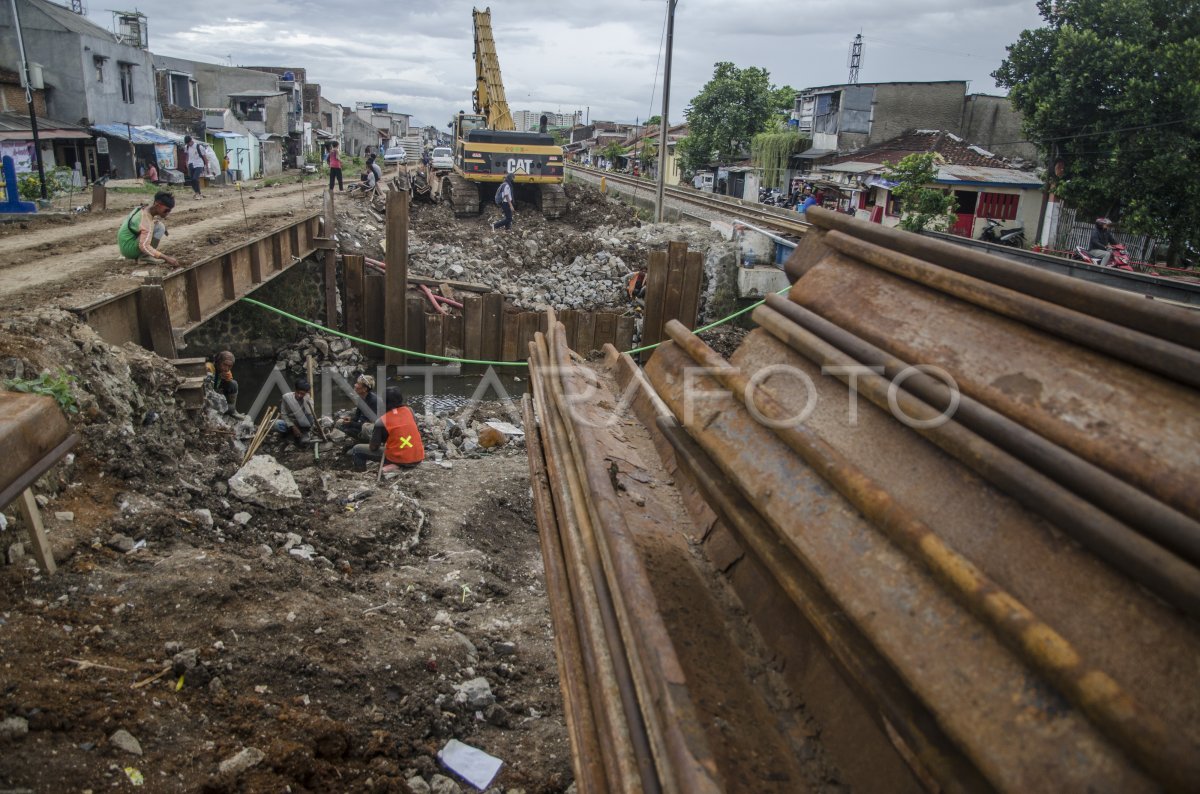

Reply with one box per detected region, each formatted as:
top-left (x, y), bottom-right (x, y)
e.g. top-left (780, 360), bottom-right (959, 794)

top-left (936, 164), bottom-right (1042, 187)
top-left (0, 111), bottom-right (88, 135)
top-left (228, 90), bottom-right (285, 98)
top-left (820, 161), bottom-right (881, 174)
top-left (90, 123), bottom-right (178, 145)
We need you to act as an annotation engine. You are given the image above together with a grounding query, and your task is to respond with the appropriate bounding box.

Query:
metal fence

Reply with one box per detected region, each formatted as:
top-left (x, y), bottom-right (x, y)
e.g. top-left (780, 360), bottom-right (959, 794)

top-left (1053, 206), bottom-right (1158, 260)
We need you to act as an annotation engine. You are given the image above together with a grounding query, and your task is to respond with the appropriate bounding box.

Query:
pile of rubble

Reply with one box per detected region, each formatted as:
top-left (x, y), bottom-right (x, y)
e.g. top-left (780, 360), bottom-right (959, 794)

top-left (275, 332), bottom-right (366, 378)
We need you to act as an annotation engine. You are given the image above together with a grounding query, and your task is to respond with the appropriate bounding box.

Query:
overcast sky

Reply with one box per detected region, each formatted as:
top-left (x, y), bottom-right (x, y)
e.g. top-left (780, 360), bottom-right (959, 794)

top-left (81, 0), bottom-right (1044, 128)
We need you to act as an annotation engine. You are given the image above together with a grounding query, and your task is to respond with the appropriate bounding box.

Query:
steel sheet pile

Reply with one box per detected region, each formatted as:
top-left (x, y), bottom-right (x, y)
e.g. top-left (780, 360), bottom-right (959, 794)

top-left (526, 206), bottom-right (1200, 793)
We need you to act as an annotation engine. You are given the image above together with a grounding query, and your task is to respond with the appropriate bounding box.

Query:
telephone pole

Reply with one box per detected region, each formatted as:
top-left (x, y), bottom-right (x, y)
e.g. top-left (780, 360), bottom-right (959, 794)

top-left (654, 0), bottom-right (678, 223)
top-left (9, 0), bottom-right (47, 199)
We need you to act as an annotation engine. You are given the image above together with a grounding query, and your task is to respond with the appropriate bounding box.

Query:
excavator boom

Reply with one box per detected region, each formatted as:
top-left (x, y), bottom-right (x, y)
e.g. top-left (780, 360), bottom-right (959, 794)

top-left (443, 7), bottom-right (567, 219)
top-left (472, 8), bottom-right (514, 131)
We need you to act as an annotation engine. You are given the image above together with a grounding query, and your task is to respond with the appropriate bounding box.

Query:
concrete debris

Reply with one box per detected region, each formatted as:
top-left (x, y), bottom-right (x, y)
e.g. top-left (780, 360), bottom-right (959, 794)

top-left (228, 455), bottom-right (302, 509)
top-left (218, 747), bottom-right (265, 776)
top-left (454, 677), bottom-right (495, 711)
top-left (109, 729), bottom-right (143, 756)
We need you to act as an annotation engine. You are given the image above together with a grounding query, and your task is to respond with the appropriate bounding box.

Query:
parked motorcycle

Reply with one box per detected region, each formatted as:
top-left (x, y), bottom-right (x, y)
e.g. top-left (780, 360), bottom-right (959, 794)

top-left (1074, 243), bottom-right (1134, 272)
top-left (759, 187), bottom-right (784, 206)
top-left (978, 218), bottom-right (1025, 247)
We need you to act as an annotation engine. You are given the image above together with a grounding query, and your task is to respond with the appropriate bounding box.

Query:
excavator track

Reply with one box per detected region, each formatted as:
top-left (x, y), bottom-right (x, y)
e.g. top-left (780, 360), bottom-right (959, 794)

top-left (537, 183), bottom-right (568, 219)
top-left (441, 173), bottom-right (481, 218)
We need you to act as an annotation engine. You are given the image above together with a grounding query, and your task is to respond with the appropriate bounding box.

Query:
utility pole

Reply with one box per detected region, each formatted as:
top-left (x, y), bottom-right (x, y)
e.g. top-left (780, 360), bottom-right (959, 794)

top-left (9, 0), bottom-right (47, 199)
top-left (654, 0), bottom-right (677, 223)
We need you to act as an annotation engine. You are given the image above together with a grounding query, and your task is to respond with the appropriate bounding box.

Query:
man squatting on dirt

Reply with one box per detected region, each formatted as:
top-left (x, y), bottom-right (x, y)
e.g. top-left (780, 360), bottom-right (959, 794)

top-left (116, 191), bottom-right (180, 267)
top-left (275, 378), bottom-right (317, 446)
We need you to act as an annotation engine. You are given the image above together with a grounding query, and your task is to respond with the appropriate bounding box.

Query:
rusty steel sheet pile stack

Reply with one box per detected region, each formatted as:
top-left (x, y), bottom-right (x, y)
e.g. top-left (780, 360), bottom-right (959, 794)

top-left (525, 206), bottom-right (1200, 793)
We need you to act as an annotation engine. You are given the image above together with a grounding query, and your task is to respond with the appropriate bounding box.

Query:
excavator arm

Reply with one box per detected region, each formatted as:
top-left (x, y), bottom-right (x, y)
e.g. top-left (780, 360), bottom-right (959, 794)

top-left (472, 8), bottom-right (514, 131)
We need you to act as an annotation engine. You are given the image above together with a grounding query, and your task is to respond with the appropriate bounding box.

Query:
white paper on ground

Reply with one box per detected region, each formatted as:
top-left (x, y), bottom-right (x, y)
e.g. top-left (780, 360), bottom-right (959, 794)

top-left (438, 738), bottom-right (503, 790)
top-left (484, 421), bottom-right (524, 436)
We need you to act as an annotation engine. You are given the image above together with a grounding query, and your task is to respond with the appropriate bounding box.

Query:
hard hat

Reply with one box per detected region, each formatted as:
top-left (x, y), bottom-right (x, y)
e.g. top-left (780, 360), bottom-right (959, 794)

top-left (1096, 217), bottom-right (1113, 225)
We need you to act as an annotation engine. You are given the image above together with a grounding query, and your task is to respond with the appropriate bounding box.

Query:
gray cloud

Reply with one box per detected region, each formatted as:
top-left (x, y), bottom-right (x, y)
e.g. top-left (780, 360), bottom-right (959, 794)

top-left (96, 0), bottom-right (1044, 126)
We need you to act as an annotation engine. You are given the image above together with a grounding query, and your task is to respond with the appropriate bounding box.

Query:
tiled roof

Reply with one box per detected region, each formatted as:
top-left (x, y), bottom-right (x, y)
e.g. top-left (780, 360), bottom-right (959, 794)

top-left (827, 130), bottom-right (1020, 169)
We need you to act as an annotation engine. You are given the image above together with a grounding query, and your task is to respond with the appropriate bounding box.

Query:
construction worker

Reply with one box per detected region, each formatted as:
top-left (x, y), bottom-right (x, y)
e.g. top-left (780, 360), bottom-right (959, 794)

top-left (117, 191), bottom-right (179, 267)
top-left (351, 387), bottom-right (424, 471)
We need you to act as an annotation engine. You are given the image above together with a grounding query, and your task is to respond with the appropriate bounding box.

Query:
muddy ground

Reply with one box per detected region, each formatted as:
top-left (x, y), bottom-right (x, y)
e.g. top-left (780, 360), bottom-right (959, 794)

top-left (0, 171), bottom-right (739, 792)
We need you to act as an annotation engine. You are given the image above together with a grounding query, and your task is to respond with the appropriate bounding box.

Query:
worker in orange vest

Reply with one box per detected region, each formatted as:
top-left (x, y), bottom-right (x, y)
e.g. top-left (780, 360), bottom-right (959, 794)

top-left (351, 387), bottom-right (424, 471)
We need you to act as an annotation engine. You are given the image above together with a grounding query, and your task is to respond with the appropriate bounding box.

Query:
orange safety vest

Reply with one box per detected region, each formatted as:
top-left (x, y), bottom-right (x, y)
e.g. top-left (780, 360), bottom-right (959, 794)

top-left (382, 406), bottom-right (424, 465)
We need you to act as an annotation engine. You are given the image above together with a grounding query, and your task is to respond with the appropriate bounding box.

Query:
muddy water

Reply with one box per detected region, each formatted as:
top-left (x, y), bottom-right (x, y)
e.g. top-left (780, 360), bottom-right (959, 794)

top-left (233, 357), bottom-right (528, 416)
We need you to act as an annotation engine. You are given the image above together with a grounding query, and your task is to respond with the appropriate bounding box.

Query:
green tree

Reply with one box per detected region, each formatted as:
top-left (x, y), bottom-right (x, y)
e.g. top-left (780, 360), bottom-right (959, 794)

top-left (600, 141), bottom-right (626, 163)
top-left (994, 0), bottom-right (1200, 264)
top-left (882, 153), bottom-right (958, 233)
top-left (751, 132), bottom-right (809, 189)
top-left (637, 138), bottom-right (658, 169)
top-left (678, 62), bottom-right (796, 174)
top-left (644, 115), bottom-right (661, 129)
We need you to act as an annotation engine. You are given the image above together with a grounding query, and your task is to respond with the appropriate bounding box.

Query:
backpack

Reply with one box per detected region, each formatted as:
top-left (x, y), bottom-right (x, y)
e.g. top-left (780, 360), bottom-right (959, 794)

top-left (494, 182), bottom-right (508, 205)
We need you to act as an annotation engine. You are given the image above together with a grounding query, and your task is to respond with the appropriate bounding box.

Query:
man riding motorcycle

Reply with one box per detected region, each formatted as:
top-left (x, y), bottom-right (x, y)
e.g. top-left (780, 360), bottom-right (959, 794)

top-left (1088, 217), bottom-right (1118, 267)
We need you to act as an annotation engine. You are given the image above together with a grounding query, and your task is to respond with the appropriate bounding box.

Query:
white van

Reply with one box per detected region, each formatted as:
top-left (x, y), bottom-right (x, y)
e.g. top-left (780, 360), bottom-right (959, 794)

top-left (431, 147), bottom-right (454, 171)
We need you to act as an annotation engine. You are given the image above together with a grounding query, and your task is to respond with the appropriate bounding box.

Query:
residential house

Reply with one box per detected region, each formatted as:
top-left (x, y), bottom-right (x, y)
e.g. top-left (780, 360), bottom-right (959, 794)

top-left (341, 108), bottom-right (378, 157)
top-left (0, 0), bottom-right (157, 179)
top-left (811, 129), bottom-right (1042, 239)
top-left (565, 121), bottom-right (639, 165)
top-left (242, 66), bottom-right (308, 166)
top-left (316, 95), bottom-right (343, 151)
top-left (0, 69), bottom-right (93, 179)
top-left (788, 80), bottom-right (1035, 172)
top-left (354, 102), bottom-right (410, 151)
top-left (618, 123), bottom-right (688, 184)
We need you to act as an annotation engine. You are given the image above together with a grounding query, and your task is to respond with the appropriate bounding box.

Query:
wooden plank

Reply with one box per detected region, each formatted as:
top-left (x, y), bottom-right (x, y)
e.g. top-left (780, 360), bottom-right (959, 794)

top-left (271, 234), bottom-right (283, 271)
top-left (480, 293), bottom-right (503, 363)
top-left (385, 189), bottom-right (409, 365)
top-left (138, 280), bottom-right (177, 359)
top-left (559, 309), bottom-right (579, 351)
top-left (663, 240), bottom-right (688, 329)
top-left (344, 255), bottom-right (365, 337)
top-left (594, 312), bottom-right (617, 352)
top-left (365, 274), bottom-right (385, 343)
top-left (679, 250), bottom-right (704, 330)
top-left (406, 295), bottom-right (425, 362)
top-left (519, 312), bottom-right (539, 361)
top-left (576, 311), bottom-right (597, 355)
top-left (425, 312), bottom-right (445, 358)
top-left (463, 294), bottom-right (483, 366)
top-left (444, 311), bottom-right (464, 358)
top-left (323, 190), bottom-right (338, 327)
top-left (501, 311), bottom-right (521, 361)
top-left (409, 274), bottom-right (491, 293)
top-left (641, 249), bottom-right (670, 348)
top-left (16, 488), bottom-right (55, 575)
top-left (616, 315), bottom-right (636, 354)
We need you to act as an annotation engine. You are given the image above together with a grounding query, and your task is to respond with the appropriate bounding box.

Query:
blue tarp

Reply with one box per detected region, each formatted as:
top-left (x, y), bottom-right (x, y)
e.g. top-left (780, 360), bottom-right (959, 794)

top-left (90, 123), bottom-right (178, 145)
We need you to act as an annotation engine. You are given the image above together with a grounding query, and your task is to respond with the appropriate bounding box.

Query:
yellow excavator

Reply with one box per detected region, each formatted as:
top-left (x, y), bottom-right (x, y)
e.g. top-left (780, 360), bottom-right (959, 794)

top-left (442, 8), bottom-right (567, 219)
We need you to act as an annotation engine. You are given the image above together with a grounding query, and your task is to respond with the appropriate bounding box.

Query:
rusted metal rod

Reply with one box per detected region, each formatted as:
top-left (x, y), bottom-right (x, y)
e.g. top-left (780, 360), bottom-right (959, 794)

top-left (753, 301), bottom-right (1200, 618)
top-left (663, 318), bottom-right (1200, 792)
top-left (545, 321), bottom-right (721, 793)
top-left (762, 293), bottom-right (1200, 569)
top-left (529, 330), bottom-right (656, 793)
top-left (654, 413), bottom-right (991, 794)
top-left (521, 393), bottom-right (608, 794)
top-left (804, 206), bottom-right (1200, 349)
top-left (819, 230), bottom-right (1200, 390)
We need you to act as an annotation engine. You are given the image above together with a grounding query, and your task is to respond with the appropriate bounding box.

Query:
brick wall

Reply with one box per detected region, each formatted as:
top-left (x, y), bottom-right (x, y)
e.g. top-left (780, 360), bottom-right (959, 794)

top-left (0, 82), bottom-right (47, 116)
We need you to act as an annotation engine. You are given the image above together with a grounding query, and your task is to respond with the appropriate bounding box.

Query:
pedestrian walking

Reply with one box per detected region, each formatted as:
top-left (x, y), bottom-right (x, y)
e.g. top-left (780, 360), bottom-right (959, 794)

top-left (183, 135), bottom-right (206, 199)
top-left (328, 142), bottom-right (344, 191)
top-left (491, 172), bottom-right (515, 233)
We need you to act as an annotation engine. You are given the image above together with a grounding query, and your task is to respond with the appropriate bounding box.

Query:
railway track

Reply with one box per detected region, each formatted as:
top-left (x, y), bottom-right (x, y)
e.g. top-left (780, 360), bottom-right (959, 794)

top-left (525, 206), bottom-right (1200, 792)
top-left (566, 164), bottom-right (811, 238)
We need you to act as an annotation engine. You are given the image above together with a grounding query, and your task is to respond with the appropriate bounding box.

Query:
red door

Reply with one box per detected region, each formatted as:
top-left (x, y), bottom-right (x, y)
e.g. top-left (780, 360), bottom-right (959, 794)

top-left (951, 213), bottom-right (975, 237)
